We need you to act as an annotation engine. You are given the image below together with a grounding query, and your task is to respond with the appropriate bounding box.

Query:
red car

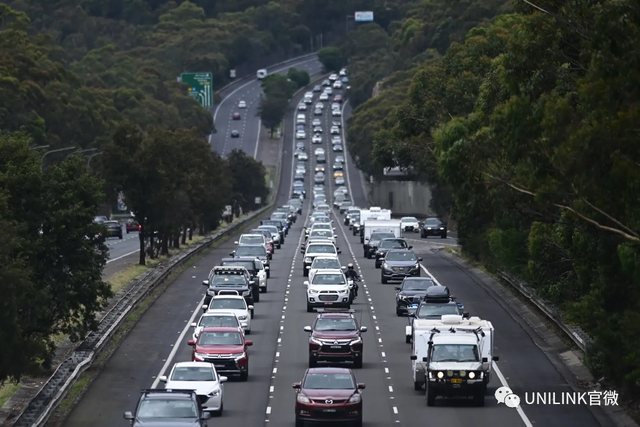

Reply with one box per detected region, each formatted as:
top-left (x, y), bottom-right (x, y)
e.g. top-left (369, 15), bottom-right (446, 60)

top-left (188, 327), bottom-right (252, 381)
top-left (232, 112), bottom-right (241, 120)
top-left (304, 309), bottom-right (367, 368)
top-left (293, 367), bottom-right (365, 427)
top-left (333, 95), bottom-right (343, 103)
top-left (125, 220), bottom-right (140, 233)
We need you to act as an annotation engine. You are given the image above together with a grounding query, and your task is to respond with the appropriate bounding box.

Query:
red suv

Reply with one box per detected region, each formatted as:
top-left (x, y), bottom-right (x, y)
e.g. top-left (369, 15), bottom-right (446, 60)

top-left (188, 327), bottom-right (252, 381)
top-left (293, 367), bottom-right (364, 427)
top-left (232, 112), bottom-right (241, 120)
top-left (304, 309), bottom-right (367, 368)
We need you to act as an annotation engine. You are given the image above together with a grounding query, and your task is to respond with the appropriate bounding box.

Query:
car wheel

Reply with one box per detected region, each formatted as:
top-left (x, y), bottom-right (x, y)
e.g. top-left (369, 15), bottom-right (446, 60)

top-left (253, 290), bottom-right (260, 303)
top-left (375, 262), bottom-right (380, 269)
top-left (421, 231), bottom-right (426, 238)
top-left (240, 370), bottom-right (248, 382)
top-left (353, 417), bottom-right (362, 427)
top-left (303, 269), bottom-right (308, 277)
top-left (396, 307), bottom-right (402, 316)
top-left (266, 270), bottom-right (270, 279)
top-left (426, 386), bottom-right (436, 406)
top-left (406, 335), bottom-right (411, 344)
top-left (306, 303), bottom-right (313, 313)
top-left (126, 230), bottom-right (130, 234)
top-left (295, 417), bottom-right (304, 427)
top-left (250, 309), bottom-right (254, 319)
top-left (277, 244), bottom-right (282, 249)
top-left (245, 329), bottom-right (251, 335)
top-left (441, 232), bottom-right (447, 239)
top-left (475, 392), bottom-right (485, 406)
top-left (381, 275), bottom-right (388, 284)
top-left (261, 285), bottom-right (267, 293)
top-left (309, 355), bottom-right (318, 367)
top-left (414, 381), bottom-right (423, 391)
top-left (216, 403), bottom-right (223, 416)
top-left (353, 355), bottom-right (363, 369)
top-left (119, 234), bottom-right (123, 239)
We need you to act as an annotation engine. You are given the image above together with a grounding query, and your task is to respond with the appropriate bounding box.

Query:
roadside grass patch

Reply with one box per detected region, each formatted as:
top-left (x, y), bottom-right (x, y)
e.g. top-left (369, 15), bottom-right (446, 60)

top-left (0, 382), bottom-right (19, 408)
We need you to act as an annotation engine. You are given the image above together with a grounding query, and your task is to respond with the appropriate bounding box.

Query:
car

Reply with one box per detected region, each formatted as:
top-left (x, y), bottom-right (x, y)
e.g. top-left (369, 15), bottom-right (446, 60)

top-left (313, 85), bottom-right (322, 92)
top-left (297, 114), bottom-right (306, 124)
top-left (314, 109), bottom-right (323, 116)
top-left (380, 249), bottom-right (423, 284)
top-left (333, 193), bottom-right (347, 209)
top-left (293, 367), bottom-right (365, 426)
top-left (230, 244), bottom-right (270, 274)
top-left (296, 130), bottom-right (306, 140)
top-left (400, 216), bottom-right (420, 233)
top-left (124, 389), bottom-right (211, 426)
top-left (329, 74), bottom-right (338, 82)
top-left (332, 144), bottom-right (343, 152)
top-left (238, 100), bottom-right (246, 108)
top-left (309, 212), bottom-right (329, 225)
top-left (305, 269), bottom-right (350, 311)
top-left (332, 120), bottom-right (341, 128)
top-left (334, 177), bottom-right (345, 185)
top-left (307, 255), bottom-right (342, 282)
top-left (102, 221), bottom-right (123, 239)
top-left (202, 266), bottom-right (255, 306)
top-left (257, 225), bottom-right (282, 249)
top-left (298, 151), bottom-right (309, 161)
top-left (331, 103), bottom-right (340, 111)
top-left (364, 229), bottom-right (396, 258)
top-left (191, 311), bottom-right (243, 341)
top-left (395, 277), bottom-right (435, 316)
top-left (314, 165), bottom-right (326, 173)
top-left (342, 76), bottom-right (349, 83)
top-left (316, 154), bottom-right (326, 163)
top-left (159, 362), bottom-right (227, 416)
top-left (298, 103), bottom-right (307, 111)
top-left (305, 91), bottom-right (314, 97)
top-left (335, 155), bottom-right (345, 163)
top-left (315, 203), bottom-right (331, 216)
top-left (231, 130), bottom-right (240, 138)
top-left (312, 134), bottom-right (322, 144)
top-left (333, 162), bottom-right (343, 170)
top-left (331, 136), bottom-right (342, 144)
top-left (340, 68), bottom-right (347, 76)
top-left (338, 201), bottom-right (353, 215)
top-left (323, 87), bottom-right (333, 95)
top-left (232, 112), bottom-right (241, 120)
top-left (421, 217), bottom-right (447, 238)
top-left (314, 172), bottom-right (325, 184)
top-left (296, 142), bottom-right (305, 152)
top-left (333, 171), bottom-right (344, 179)
top-left (304, 309), bottom-right (367, 368)
top-left (188, 327), bottom-right (253, 381)
top-left (330, 126), bottom-right (340, 135)
top-left (334, 95), bottom-right (343, 103)
top-left (333, 81), bottom-right (343, 89)
top-left (301, 242), bottom-right (342, 277)
top-left (336, 185), bottom-right (349, 196)
top-left (319, 93), bottom-right (329, 101)
top-left (220, 256), bottom-right (269, 291)
top-left (313, 126), bottom-right (322, 134)
top-left (315, 102), bottom-right (324, 110)
top-left (125, 218), bottom-right (140, 233)
top-left (332, 109), bottom-right (342, 117)
top-left (304, 97), bottom-right (313, 104)
top-left (249, 229), bottom-right (276, 253)
top-left (306, 229), bottom-right (338, 246)
top-left (314, 147), bottom-right (325, 156)
top-left (374, 238), bottom-right (411, 268)
top-left (305, 222), bottom-right (334, 237)
top-left (322, 79), bottom-right (331, 86)
top-left (406, 286), bottom-right (468, 343)
top-left (312, 119), bottom-right (322, 126)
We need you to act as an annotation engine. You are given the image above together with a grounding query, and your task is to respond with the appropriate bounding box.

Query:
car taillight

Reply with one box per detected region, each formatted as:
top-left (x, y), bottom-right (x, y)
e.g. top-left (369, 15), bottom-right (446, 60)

top-left (138, 225), bottom-right (141, 230)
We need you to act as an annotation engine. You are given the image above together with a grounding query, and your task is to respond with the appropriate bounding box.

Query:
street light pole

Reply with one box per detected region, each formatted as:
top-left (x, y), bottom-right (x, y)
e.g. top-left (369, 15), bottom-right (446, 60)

top-left (87, 152), bottom-right (103, 167)
top-left (41, 146), bottom-right (75, 171)
top-left (30, 145), bottom-right (50, 150)
top-left (67, 148), bottom-right (98, 159)
top-left (345, 15), bottom-right (353, 34)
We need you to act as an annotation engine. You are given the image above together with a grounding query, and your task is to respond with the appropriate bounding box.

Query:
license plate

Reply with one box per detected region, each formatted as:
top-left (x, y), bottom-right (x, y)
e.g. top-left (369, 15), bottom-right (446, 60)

top-left (451, 378), bottom-right (462, 384)
top-left (330, 345), bottom-right (342, 349)
top-left (324, 409), bottom-right (337, 412)
top-left (324, 302), bottom-right (333, 305)
top-left (410, 304), bottom-right (419, 307)
top-left (214, 365), bottom-right (224, 368)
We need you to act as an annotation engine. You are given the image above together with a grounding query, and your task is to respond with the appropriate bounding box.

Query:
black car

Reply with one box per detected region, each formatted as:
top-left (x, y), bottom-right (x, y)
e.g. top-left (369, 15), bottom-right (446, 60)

top-left (292, 182), bottom-right (306, 198)
top-left (395, 277), bottom-right (434, 316)
top-left (124, 389), bottom-right (210, 427)
top-left (364, 231), bottom-right (396, 258)
top-left (380, 249), bottom-right (423, 284)
top-left (231, 130), bottom-right (240, 138)
top-left (374, 238), bottom-right (411, 268)
top-left (202, 266), bottom-right (255, 306)
top-left (230, 244), bottom-right (271, 275)
top-left (220, 257), bottom-right (267, 295)
top-left (103, 221), bottom-right (123, 239)
top-left (407, 286), bottom-right (468, 343)
top-left (421, 217), bottom-right (447, 238)
top-left (316, 154), bottom-right (327, 164)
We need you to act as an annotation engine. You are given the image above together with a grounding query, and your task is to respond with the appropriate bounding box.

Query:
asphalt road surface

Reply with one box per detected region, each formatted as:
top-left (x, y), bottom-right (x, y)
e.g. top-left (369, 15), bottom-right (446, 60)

top-left (211, 57), bottom-right (322, 158)
top-left (63, 82), bottom-right (611, 427)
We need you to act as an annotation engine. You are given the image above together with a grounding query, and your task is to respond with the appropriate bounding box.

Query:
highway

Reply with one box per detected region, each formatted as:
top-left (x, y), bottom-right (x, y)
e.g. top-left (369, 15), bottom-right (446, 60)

top-left (62, 78), bottom-right (612, 427)
top-left (210, 57), bottom-right (322, 158)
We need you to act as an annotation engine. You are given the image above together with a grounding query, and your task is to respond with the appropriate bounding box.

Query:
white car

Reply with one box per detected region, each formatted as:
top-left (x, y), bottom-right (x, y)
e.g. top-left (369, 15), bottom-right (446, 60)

top-left (333, 81), bottom-right (342, 89)
top-left (296, 166), bottom-right (307, 175)
top-left (235, 234), bottom-right (267, 246)
top-left (238, 100), bottom-right (246, 108)
top-left (203, 294), bottom-right (253, 329)
top-left (314, 147), bottom-right (325, 156)
top-left (308, 229), bottom-right (338, 245)
top-left (330, 126), bottom-right (340, 135)
top-left (312, 119), bottom-right (322, 126)
top-left (401, 216), bottom-right (421, 233)
top-left (336, 186), bottom-right (349, 196)
top-left (297, 114), bottom-right (306, 124)
top-left (298, 151), bottom-right (309, 161)
top-left (332, 136), bottom-right (342, 144)
top-left (332, 109), bottom-right (342, 117)
top-left (319, 93), bottom-right (329, 101)
top-left (339, 68), bottom-right (347, 76)
top-left (315, 204), bottom-right (332, 216)
top-left (302, 242), bottom-right (341, 276)
top-left (305, 269), bottom-right (350, 312)
top-left (159, 362), bottom-right (227, 415)
top-left (305, 91), bottom-right (314, 98)
top-left (296, 130), bottom-right (306, 140)
top-left (312, 134), bottom-right (322, 144)
top-left (323, 87), bottom-right (333, 95)
top-left (329, 74), bottom-right (338, 82)
top-left (332, 103), bottom-right (341, 110)
top-left (191, 312), bottom-right (242, 341)
top-left (307, 256), bottom-right (342, 282)
top-left (313, 126), bottom-right (323, 134)
top-left (315, 102), bottom-right (324, 110)
top-left (298, 103), bottom-right (307, 111)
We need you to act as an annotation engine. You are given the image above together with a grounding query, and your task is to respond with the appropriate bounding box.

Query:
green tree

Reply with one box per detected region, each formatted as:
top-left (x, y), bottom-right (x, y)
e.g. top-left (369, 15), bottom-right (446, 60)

top-left (318, 46), bottom-right (346, 72)
top-left (287, 67), bottom-right (310, 89)
top-left (257, 95), bottom-right (288, 137)
top-left (226, 149), bottom-right (270, 213)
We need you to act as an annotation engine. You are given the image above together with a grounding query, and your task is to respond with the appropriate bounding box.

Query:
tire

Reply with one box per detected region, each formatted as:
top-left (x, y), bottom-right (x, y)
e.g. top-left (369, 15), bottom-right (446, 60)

top-left (261, 284), bottom-right (267, 293)
top-left (426, 386), bottom-right (436, 406)
top-left (253, 289), bottom-right (260, 303)
top-left (309, 355), bottom-right (318, 367)
top-left (126, 230), bottom-right (130, 234)
top-left (441, 232), bottom-right (447, 239)
top-left (266, 270), bottom-right (270, 279)
top-left (414, 381), bottom-right (423, 391)
top-left (381, 275), bottom-right (388, 284)
top-left (307, 303), bottom-right (313, 313)
top-left (216, 403), bottom-right (223, 416)
top-left (240, 370), bottom-right (248, 382)
top-left (295, 418), bottom-right (304, 427)
top-left (475, 392), bottom-right (485, 406)
top-left (353, 417), bottom-right (362, 427)
top-left (375, 261), bottom-right (381, 269)
top-left (245, 329), bottom-right (251, 335)
top-left (396, 307), bottom-right (402, 316)
top-left (277, 244), bottom-right (281, 249)
top-left (119, 234), bottom-right (123, 240)
top-left (303, 269), bottom-right (308, 277)
top-left (250, 309), bottom-right (254, 319)
top-left (353, 355), bottom-right (363, 369)
top-left (421, 232), bottom-right (426, 238)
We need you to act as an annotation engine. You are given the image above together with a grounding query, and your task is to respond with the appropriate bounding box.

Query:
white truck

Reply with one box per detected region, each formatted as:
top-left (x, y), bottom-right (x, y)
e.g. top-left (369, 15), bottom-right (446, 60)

top-left (257, 69), bottom-right (267, 79)
top-left (410, 314), bottom-right (498, 406)
top-left (355, 207), bottom-right (391, 241)
top-left (363, 219), bottom-right (401, 258)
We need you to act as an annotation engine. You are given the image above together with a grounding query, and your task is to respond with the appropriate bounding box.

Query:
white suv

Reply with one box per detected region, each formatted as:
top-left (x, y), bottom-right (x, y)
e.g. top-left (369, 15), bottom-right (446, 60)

top-left (304, 269), bottom-right (351, 312)
top-left (301, 242), bottom-right (341, 276)
top-left (203, 293), bottom-right (253, 332)
top-left (307, 255), bottom-right (342, 283)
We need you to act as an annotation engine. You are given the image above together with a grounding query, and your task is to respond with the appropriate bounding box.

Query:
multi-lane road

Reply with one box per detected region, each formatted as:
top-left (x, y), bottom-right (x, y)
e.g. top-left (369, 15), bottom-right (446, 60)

top-left (63, 71), bottom-right (612, 427)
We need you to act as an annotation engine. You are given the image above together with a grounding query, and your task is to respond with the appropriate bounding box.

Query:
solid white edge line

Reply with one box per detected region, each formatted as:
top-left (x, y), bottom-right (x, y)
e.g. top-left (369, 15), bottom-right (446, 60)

top-left (106, 249), bottom-right (140, 264)
top-left (151, 294), bottom-right (206, 388)
top-left (254, 118), bottom-right (262, 159)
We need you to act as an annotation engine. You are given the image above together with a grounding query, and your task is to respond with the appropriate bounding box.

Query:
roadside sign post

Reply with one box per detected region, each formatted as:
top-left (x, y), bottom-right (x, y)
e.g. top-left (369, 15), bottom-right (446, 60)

top-left (223, 204), bottom-right (232, 224)
top-left (230, 69), bottom-right (236, 78)
top-left (354, 11), bottom-right (374, 22)
top-left (255, 197), bottom-right (262, 208)
top-left (180, 72), bottom-right (213, 108)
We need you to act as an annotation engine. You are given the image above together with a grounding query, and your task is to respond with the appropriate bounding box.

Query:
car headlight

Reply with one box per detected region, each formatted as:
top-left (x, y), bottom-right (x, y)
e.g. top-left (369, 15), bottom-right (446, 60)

top-left (376, 251), bottom-right (383, 256)
top-left (383, 263), bottom-right (390, 269)
top-left (349, 337), bottom-right (362, 345)
top-left (304, 257), bottom-right (312, 263)
top-left (340, 289), bottom-right (349, 294)
top-left (440, 227), bottom-right (445, 230)
top-left (310, 337), bottom-right (322, 345)
top-left (427, 227), bottom-right (432, 230)
top-left (210, 389), bottom-right (221, 397)
top-left (437, 371), bottom-right (444, 379)
top-left (207, 289), bottom-right (215, 296)
top-left (308, 288), bottom-right (318, 294)
top-left (348, 394), bottom-right (361, 403)
top-left (233, 352), bottom-right (246, 360)
top-left (237, 315), bottom-right (248, 320)
top-left (194, 352), bottom-right (208, 359)
top-left (468, 372), bottom-right (475, 379)
top-left (243, 290), bottom-right (252, 296)
top-left (297, 394), bottom-right (311, 403)
top-left (412, 264), bottom-right (420, 270)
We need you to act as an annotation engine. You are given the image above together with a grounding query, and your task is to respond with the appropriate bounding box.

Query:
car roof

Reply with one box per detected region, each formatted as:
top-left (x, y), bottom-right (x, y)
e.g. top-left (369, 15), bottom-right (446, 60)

top-left (201, 326), bottom-right (242, 333)
top-left (173, 361), bottom-right (215, 369)
top-left (306, 367), bottom-right (352, 375)
top-left (241, 234), bottom-right (264, 237)
top-left (201, 311), bottom-right (237, 317)
top-left (403, 277), bottom-right (433, 282)
top-left (223, 257), bottom-right (259, 262)
top-left (211, 295), bottom-right (243, 300)
top-left (142, 390), bottom-right (195, 400)
top-left (311, 255), bottom-right (339, 260)
top-left (313, 269), bottom-right (343, 275)
top-left (237, 244), bottom-right (265, 248)
top-left (316, 311), bottom-right (354, 319)
top-left (387, 249), bottom-right (414, 253)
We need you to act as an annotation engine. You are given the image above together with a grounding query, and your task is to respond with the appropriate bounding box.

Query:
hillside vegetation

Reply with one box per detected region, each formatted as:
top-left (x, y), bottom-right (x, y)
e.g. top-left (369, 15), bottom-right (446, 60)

top-left (341, 0), bottom-right (640, 399)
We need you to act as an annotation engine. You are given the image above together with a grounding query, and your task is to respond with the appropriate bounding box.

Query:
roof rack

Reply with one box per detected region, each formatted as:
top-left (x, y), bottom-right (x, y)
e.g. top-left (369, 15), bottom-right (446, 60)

top-left (213, 266), bottom-right (246, 273)
top-left (316, 308), bottom-right (356, 314)
top-left (427, 326), bottom-right (485, 344)
top-left (216, 290), bottom-right (241, 296)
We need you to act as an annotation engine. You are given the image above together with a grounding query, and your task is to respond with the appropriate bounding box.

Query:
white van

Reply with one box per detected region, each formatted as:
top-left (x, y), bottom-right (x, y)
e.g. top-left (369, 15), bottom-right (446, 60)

top-left (296, 114), bottom-right (306, 125)
top-left (257, 69), bottom-right (267, 79)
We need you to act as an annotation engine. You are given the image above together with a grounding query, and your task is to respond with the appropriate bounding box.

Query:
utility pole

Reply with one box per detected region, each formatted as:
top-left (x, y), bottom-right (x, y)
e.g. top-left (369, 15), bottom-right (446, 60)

top-left (67, 148), bottom-right (98, 159)
top-left (87, 152), bottom-right (103, 167)
top-left (41, 146), bottom-right (75, 171)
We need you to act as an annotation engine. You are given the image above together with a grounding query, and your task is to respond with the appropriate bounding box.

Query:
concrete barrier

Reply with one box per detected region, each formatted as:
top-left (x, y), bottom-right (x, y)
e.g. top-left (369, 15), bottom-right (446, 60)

top-left (369, 180), bottom-right (435, 217)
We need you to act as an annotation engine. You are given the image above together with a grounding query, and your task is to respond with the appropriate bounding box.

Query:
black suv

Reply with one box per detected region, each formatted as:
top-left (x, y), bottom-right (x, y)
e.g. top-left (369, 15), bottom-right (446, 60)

top-left (202, 266), bottom-right (254, 306)
top-left (374, 238), bottom-right (411, 268)
top-left (364, 231), bottom-right (396, 258)
top-left (230, 244), bottom-right (270, 273)
top-left (220, 257), bottom-right (266, 297)
top-left (124, 389), bottom-right (211, 426)
top-left (395, 277), bottom-right (435, 316)
top-left (420, 217), bottom-right (447, 238)
top-left (380, 249), bottom-right (423, 284)
top-left (406, 286), bottom-right (468, 343)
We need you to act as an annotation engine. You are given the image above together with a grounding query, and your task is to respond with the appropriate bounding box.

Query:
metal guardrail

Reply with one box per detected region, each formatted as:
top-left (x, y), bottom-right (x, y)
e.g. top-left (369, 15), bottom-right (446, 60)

top-left (11, 205), bottom-right (273, 427)
top-left (496, 270), bottom-right (593, 352)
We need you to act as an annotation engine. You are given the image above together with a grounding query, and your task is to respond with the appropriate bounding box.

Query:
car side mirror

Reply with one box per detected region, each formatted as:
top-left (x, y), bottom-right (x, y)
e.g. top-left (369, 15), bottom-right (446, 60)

top-left (202, 412), bottom-right (212, 420)
top-left (463, 312), bottom-right (470, 319)
top-left (493, 356), bottom-right (500, 362)
top-left (123, 411), bottom-right (134, 420)
top-left (422, 357), bottom-right (429, 362)
top-left (337, 250), bottom-right (342, 254)
top-left (245, 340), bottom-right (253, 346)
top-left (357, 383), bottom-right (365, 390)
top-left (482, 357), bottom-right (488, 363)
top-left (159, 375), bottom-right (167, 382)
top-left (418, 257), bottom-right (423, 261)
top-left (229, 252), bottom-right (235, 256)
top-left (334, 235), bottom-right (338, 238)
top-left (408, 246), bottom-right (413, 249)
top-left (202, 280), bottom-right (209, 286)
top-left (360, 326), bottom-right (367, 332)
top-left (187, 340), bottom-right (195, 346)
top-left (248, 305), bottom-right (254, 310)
top-left (219, 376), bottom-right (228, 383)
top-left (293, 382), bottom-right (301, 390)
top-left (304, 326), bottom-right (312, 332)
top-left (191, 322), bottom-right (197, 328)
top-left (303, 281), bottom-right (309, 286)
top-left (202, 305), bottom-right (208, 311)
top-left (234, 241), bottom-right (239, 245)
top-left (394, 287), bottom-right (400, 290)
top-left (410, 355), bottom-right (417, 361)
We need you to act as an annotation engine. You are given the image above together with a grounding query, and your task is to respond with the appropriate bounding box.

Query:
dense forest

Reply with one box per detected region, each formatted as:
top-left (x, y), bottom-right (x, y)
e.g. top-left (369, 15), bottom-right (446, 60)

top-left (338, 0), bottom-right (640, 400)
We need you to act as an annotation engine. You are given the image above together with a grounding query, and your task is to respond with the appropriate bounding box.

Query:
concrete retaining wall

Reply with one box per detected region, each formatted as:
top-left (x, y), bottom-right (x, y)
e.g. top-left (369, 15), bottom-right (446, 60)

top-left (369, 180), bottom-right (435, 217)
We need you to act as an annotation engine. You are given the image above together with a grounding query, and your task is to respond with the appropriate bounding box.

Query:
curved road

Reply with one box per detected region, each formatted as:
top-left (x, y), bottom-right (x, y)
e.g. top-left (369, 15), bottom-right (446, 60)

top-left (63, 81), bottom-right (612, 427)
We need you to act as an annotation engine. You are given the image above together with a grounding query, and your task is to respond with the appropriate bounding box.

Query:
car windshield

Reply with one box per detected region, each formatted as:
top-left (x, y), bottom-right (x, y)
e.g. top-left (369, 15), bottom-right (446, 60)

top-left (315, 318), bottom-right (357, 331)
top-left (317, 205), bottom-right (329, 211)
top-left (137, 399), bottom-right (198, 419)
top-left (401, 217), bottom-right (418, 223)
top-left (210, 299), bottom-right (246, 310)
top-left (240, 236), bottom-right (264, 244)
top-left (431, 344), bottom-right (480, 363)
top-left (258, 226), bottom-right (278, 235)
top-left (272, 214), bottom-right (287, 219)
top-left (312, 274), bottom-right (346, 285)
top-left (222, 261), bottom-right (255, 272)
top-left (311, 258), bottom-right (341, 269)
top-left (308, 245), bottom-right (336, 254)
top-left (304, 373), bottom-right (355, 389)
top-left (371, 232), bottom-right (396, 240)
top-left (425, 219), bottom-right (442, 226)
top-left (236, 246), bottom-right (266, 257)
top-left (311, 230), bottom-right (332, 238)
top-left (417, 303), bottom-right (459, 319)
top-left (380, 240), bottom-right (407, 249)
top-left (198, 331), bottom-right (242, 345)
top-left (402, 279), bottom-right (434, 290)
top-left (315, 217), bottom-right (331, 223)
top-left (170, 366), bottom-right (214, 381)
top-left (312, 224), bottom-right (332, 231)
top-left (199, 315), bottom-right (239, 328)
top-left (211, 275), bottom-right (246, 286)
top-left (386, 251), bottom-right (417, 261)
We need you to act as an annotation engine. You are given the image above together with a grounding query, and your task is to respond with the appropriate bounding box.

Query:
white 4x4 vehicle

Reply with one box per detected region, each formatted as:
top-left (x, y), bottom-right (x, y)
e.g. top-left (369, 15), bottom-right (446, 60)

top-left (203, 293), bottom-right (253, 332)
top-left (191, 312), bottom-right (243, 341)
top-left (304, 269), bottom-right (351, 312)
top-left (301, 241), bottom-right (341, 276)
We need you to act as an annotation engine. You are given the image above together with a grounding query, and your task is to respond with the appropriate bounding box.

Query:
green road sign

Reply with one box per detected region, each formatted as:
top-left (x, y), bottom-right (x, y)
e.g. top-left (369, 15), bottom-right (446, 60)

top-left (181, 72), bottom-right (213, 108)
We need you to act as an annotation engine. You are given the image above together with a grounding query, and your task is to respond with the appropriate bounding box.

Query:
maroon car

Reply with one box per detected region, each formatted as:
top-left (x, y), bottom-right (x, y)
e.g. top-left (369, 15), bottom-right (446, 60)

top-left (293, 367), bottom-right (364, 427)
top-left (188, 327), bottom-right (252, 381)
top-left (304, 309), bottom-right (367, 368)
top-left (232, 112), bottom-right (241, 120)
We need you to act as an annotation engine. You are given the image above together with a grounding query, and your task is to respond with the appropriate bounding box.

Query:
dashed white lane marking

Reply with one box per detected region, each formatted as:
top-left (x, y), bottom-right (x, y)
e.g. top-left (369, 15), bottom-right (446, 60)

top-left (106, 249), bottom-right (140, 263)
top-left (381, 351), bottom-right (386, 358)
top-left (389, 386), bottom-right (394, 392)
top-left (385, 367), bottom-right (389, 374)
top-left (270, 386), bottom-right (274, 392)
top-left (266, 406), bottom-right (271, 414)
top-left (393, 407), bottom-right (398, 414)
